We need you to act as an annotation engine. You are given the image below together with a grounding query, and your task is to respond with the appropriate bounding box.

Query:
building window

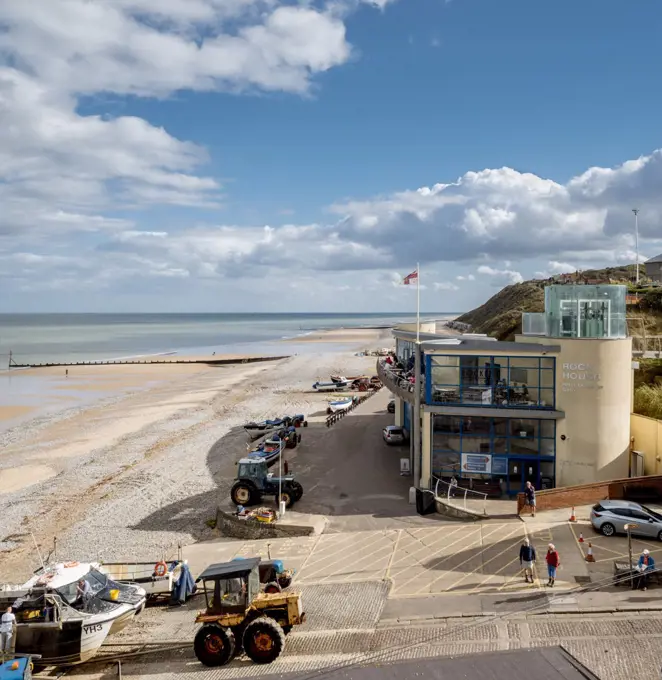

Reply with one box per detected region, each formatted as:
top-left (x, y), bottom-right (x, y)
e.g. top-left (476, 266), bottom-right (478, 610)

top-left (431, 415), bottom-right (555, 478)
top-left (427, 354), bottom-right (556, 409)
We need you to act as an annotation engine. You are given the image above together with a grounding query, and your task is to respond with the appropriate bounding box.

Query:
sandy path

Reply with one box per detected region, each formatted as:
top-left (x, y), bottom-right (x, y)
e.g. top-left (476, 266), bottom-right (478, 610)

top-left (0, 328), bottom-right (391, 581)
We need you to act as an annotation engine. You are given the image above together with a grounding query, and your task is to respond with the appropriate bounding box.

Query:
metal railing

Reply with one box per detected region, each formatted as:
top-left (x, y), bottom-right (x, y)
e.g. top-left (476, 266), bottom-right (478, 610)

top-left (433, 476), bottom-right (488, 516)
top-left (376, 359), bottom-right (423, 404)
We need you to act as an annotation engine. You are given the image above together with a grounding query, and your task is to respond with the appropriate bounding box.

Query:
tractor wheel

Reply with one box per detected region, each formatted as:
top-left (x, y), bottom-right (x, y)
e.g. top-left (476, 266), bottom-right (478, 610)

top-left (264, 581), bottom-right (282, 594)
top-left (303, 420), bottom-right (308, 427)
top-left (243, 617), bottom-right (286, 664)
top-left (231, 481), bottom-right (257, 506)
top-left (194, 624), bottom-right (236, 667)
top-left (278, 491), bottom-right (294, 508)
top-left (290, 481), bottom-right (303, 502)
top-left (297, 434), bottom-right (302, 443)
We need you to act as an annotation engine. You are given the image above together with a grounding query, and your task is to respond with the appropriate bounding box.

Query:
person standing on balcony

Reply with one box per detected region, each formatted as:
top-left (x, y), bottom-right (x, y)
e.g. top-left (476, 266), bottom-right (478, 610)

top-left (546, 544), bottom-right (560, 587)
top-left (519, 538), bottom-right (536, 583)
top-left (524, 480), bottom-right (536, 517)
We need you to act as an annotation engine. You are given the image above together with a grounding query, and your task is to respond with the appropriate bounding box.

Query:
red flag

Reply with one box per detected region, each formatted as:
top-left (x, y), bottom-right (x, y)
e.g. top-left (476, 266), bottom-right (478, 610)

top-left (403, 269), bottom-right (418, 285)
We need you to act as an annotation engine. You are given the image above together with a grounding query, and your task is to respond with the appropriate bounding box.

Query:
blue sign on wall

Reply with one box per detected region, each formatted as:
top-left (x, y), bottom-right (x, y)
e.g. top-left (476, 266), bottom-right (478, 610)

top-left (492, 457), bottom-right (508, 475)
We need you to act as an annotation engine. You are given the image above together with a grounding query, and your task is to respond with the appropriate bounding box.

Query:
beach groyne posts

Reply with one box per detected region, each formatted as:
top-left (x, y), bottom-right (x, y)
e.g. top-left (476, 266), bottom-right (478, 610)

top-left (7, 355), bottom-right (290, 369)
top-left (325, 387), bottom-right (383, 427)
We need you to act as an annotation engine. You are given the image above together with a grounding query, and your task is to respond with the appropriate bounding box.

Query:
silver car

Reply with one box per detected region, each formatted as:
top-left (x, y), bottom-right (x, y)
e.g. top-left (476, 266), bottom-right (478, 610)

top-left (383, 425), bottom-right (407, 445)
top-left (590, 500), bottom-right (662, 540)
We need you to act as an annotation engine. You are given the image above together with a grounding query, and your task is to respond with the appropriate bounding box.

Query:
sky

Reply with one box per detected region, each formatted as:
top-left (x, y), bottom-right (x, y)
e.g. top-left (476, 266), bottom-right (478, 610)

top-left (1, 0), bottom-right (662, 313)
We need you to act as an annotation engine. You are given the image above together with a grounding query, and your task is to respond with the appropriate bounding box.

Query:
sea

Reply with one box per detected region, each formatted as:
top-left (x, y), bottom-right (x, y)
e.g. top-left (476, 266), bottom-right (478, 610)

top-left (0, 313), bottom-right (457, 367)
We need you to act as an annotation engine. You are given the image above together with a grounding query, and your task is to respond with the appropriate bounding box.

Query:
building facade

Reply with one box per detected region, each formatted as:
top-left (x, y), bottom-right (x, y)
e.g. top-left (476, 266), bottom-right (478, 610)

top-left (386, 285), bottom-right (634, 495)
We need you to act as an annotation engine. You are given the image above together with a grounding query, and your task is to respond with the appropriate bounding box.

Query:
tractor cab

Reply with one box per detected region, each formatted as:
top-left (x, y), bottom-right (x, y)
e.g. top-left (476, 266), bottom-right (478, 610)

top-left (236, 459), bottom-right (268, 490)
top-left (197, 558), bottom-right (261, 617)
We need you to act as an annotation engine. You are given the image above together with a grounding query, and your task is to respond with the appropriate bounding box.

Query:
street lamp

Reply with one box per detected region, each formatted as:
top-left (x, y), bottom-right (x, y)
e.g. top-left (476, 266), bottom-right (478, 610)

top-left (278, 439), bottom-right (285, 517)
top-left (633, 209), bottom-right (640, 285)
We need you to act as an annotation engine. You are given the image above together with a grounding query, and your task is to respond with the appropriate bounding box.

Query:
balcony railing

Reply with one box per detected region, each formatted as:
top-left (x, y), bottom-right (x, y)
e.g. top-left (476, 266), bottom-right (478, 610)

top-left (376, 359), bottom-right (422, 404)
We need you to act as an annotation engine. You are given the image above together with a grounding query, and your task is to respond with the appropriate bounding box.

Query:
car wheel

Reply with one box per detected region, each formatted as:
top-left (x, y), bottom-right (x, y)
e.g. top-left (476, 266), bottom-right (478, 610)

top-left (658, 530), bottom-right (662, 542)
top-left (601, 522), bottom-right (615, 537)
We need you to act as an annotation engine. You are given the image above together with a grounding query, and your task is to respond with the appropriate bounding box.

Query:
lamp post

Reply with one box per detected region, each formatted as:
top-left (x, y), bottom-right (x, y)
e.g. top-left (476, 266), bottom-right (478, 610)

top-left (624, 523), bottom-right (637, 588)
top-left (278, 439), bottom-right (285, 517)
top-left (633, 209), bottom-right (640, 285)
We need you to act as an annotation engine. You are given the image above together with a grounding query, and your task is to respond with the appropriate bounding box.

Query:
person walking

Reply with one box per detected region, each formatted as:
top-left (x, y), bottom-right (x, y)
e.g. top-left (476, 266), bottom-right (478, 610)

top-left (546, 543), bottom-right (560, 587)
top-left (0, 606), bottom-right (16, 657)
top-left (519, 537), bottom-right (537, 583)
top-left (635, 549), bottom-right (656, 591)
top-left (524, 481), bottom-right (536, 517)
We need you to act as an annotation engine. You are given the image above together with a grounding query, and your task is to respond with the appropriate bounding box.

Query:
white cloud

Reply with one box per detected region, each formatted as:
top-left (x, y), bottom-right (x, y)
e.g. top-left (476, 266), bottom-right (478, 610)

top-left (434, 281), bottom-right (460, 291)
top-left (456, 274), bottom-right (475, 281)
top-left (0, 0), bottom-right (366, 244)
top-left (477, 265), bottom-right (524, 286)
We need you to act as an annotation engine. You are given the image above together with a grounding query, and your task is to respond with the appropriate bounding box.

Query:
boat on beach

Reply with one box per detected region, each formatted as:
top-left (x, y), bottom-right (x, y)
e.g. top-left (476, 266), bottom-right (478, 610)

top-left (98, 560), bottom-right (185, 602)
top-left (327, 397), bottom-right (354, 413)
top-left (313, 378), bottom-right (348, 391)
top-left (0, 562), bottom-right (147, 666)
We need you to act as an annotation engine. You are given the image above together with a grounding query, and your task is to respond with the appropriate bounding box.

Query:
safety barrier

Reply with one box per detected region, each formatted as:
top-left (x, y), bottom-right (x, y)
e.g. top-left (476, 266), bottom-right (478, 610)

top-left (433, 476), bottom-right (488, 516)
top-left (325, 387), bottom-right (383, 428)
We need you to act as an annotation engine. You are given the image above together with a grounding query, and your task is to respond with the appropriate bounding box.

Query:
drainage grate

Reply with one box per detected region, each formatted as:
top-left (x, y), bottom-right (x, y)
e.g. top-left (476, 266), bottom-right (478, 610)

top-left (574, 575), bottom-right (592, 584)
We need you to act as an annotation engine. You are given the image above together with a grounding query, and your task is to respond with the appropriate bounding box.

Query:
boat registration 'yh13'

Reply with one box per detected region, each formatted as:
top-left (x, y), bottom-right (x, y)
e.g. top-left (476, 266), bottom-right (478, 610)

top-left (0, 561), bottom-right (147, 666)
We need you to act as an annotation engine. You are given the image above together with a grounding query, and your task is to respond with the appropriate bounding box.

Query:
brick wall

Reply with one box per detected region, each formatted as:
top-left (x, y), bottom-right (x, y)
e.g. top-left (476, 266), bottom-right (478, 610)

top-left (516, 474), bottom-right (662, 515)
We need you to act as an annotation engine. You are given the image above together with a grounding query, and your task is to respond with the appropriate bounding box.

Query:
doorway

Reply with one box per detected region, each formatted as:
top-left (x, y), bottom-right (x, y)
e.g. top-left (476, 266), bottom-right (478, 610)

top-left (508, 458), bottom-right (540, 494)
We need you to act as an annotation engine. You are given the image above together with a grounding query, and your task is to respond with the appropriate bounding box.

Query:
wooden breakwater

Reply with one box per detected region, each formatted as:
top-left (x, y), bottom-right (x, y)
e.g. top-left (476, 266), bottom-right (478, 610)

top-left (8, 355), bottom-right (290, 369)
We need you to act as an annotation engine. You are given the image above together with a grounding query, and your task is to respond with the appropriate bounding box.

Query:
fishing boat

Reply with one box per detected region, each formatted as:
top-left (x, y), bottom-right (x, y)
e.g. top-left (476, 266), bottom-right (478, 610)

top-left (313, 379), bottom-right (348, 391)
top-left (98, 560), bottom-right (185, 602)
top-left (327, 397), bottom-right (354, 413)
top-left (0, 562), bottom-right (146, 666)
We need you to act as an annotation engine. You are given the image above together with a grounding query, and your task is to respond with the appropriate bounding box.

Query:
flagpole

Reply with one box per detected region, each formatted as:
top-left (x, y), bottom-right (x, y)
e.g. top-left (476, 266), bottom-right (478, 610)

top-left (416, 262), bottom-right (420, 342)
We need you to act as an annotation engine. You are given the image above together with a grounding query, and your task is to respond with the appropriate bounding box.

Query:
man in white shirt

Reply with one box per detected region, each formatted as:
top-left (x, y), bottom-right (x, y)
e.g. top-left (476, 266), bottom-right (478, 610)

top-left (0, 606), bottom-right (16, 655)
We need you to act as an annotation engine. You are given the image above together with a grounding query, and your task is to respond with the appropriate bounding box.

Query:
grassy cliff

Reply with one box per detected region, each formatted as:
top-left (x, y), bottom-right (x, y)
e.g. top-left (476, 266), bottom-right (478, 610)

top-left (456, 282), bottom-right (545, 340)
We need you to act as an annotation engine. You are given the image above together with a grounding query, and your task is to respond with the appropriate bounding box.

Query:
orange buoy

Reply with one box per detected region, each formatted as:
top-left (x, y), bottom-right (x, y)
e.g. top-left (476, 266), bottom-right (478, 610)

top-left (154, 561), bottom-right (168, 577)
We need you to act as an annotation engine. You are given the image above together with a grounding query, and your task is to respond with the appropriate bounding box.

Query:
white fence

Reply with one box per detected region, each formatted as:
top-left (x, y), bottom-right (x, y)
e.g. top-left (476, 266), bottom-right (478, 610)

top-left (433, 476), bottom-right (488, 516)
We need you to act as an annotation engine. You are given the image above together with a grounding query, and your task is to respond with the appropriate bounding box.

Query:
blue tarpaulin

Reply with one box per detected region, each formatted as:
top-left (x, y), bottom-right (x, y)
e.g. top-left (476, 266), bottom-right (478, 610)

top-left (170, 563), bottom-right (196, 605)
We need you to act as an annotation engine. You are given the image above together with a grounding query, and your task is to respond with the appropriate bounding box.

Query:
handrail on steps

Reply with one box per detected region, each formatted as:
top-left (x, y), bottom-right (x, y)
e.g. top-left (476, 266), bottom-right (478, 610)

top-left (433, 475), bottom-right (487, 516)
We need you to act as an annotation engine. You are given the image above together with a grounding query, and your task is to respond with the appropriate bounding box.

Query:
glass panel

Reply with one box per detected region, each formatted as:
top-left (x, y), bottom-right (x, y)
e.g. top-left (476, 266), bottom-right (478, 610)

top-left (510, 419), bottom-right (538, 437)
top-left (465, 416), bottom-right (491, 434)
top-left (522, 312), bottom-right (546, 335)
top-left (434, 415), bottom-right (459, 432)
top-left (493, 418), bottom-right (508, 435)
top-left (433, 432), bottom-right (460, 451)
top-left (541, 357), bottom-right (555, 370)
top-left (432, 451), bottom-right (460, 475)
top-left (540, 438), bottom-right (555, 456)
top-left (493, 437), bottom-right (508, 454)
top-left (510, 438), bottom-right (539, 455)
top-left (544, 285), bottom-right (626, 339)
top-left (540, 420), bottom-right (555, 438)
top-left (538, 389), bottom-right (554, 407)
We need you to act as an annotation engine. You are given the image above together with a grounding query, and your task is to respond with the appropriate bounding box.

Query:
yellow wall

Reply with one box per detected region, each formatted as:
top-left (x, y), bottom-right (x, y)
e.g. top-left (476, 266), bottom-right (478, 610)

top-left (630, 413), bottom-right (662, 476)
top-left (421, 411), bottom-right (432, 487)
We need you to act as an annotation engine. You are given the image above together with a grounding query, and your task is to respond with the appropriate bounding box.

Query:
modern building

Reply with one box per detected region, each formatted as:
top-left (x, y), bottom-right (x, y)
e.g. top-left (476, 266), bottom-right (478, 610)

top-left (380, 285), bottom-right (635, 495)
top-left (645, 253), bottom-right (662, 282)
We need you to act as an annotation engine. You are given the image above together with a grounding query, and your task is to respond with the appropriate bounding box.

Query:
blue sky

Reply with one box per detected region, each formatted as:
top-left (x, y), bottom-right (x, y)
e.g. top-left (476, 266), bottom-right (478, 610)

top-left (1, 0), bottom-right (661, 312)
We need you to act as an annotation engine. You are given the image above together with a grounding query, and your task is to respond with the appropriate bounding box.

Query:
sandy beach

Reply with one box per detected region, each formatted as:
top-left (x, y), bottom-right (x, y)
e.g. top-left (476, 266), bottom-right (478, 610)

top-left (0, 327), bottom-right (392, 581)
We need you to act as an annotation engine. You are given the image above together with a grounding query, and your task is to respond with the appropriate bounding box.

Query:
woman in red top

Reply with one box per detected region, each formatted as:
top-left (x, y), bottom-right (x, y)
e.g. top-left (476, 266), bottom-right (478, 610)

top-left (546, 543), bottom-right (560, 587)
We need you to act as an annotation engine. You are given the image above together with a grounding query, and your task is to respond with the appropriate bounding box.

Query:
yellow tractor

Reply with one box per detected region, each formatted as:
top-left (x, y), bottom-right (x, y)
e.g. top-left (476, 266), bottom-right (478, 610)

top-left (193, 557), bottom-right (306, 667)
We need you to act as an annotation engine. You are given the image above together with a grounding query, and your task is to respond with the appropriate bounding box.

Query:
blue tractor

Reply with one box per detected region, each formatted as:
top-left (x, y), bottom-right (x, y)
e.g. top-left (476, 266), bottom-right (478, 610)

top-left (230, 458), bottom-right (303, 508)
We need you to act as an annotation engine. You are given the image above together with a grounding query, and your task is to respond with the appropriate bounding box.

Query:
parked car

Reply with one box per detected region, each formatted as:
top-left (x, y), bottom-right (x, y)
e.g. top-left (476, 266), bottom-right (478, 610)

top-left (383, 425), bottom-right (407, 445)
top-left (387, 400), bottom-right (395, 414)
top-left (590, 500), bottom-right (662, 540)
